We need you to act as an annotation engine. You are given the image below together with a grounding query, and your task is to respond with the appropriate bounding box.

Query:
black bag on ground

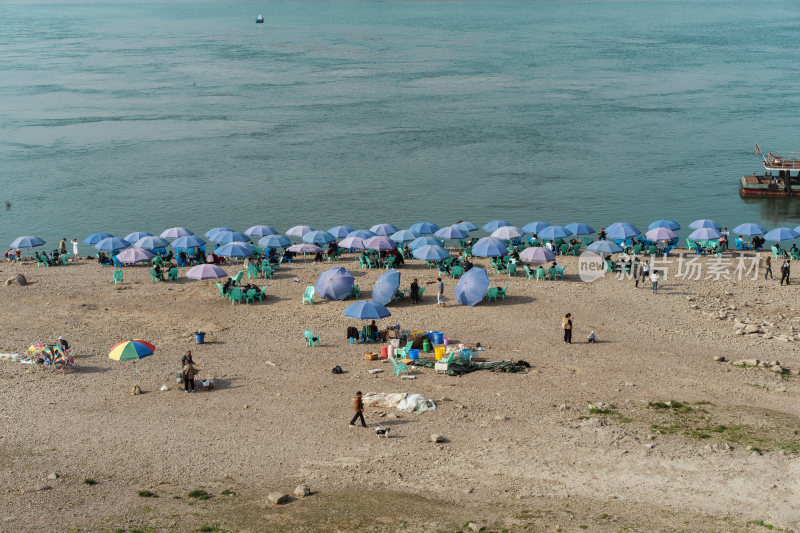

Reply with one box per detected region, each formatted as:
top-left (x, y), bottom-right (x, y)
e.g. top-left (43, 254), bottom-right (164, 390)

top-left (332, 365), bottom-right (343, 374)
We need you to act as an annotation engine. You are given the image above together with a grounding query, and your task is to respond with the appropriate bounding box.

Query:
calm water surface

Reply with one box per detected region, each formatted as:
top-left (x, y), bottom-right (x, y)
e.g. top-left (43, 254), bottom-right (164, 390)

top-left (2, 0), bottom-right (800, 246)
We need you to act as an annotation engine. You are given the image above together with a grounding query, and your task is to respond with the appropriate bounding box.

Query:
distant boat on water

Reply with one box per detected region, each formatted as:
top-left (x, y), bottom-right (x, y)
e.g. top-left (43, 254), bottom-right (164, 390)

top-left (256, 14), bottom-right (264, 23)
top-left (740, 144), bottom-right (800, 197)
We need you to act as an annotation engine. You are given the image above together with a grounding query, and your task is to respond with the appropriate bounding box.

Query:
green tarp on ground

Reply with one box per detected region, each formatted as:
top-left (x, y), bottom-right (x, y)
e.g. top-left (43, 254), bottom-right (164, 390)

top-left (411, 358), bottom-right (529, 376)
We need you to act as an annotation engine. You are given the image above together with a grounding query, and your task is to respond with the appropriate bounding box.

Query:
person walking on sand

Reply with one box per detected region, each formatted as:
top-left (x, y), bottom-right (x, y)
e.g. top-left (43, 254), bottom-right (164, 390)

top-left (780, 259), bottom-right (791, 285)
top-left (59, 238), bottom-right (67, 255)
top-left (650, 270), bottom-right (660, 293)
top-left (349, 391), bottom-right (367, 428)
top-left (183, 356), bottom-right (198, 393)
top-left (437, 277), bottom-right (444, 307)
top-left (765, 256), bottom-right (773, 280)
top-left (562, 313), bottom-right (572, 344)
top-left (633, 258), bottom-right (641, 288)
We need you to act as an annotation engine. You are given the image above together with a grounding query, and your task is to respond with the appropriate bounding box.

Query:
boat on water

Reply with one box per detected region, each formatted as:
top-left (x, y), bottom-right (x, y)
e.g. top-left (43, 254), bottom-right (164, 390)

top-left (739, 144), bottom-right (800, 197)
top-left (256, 14), bottom-right (264, 23)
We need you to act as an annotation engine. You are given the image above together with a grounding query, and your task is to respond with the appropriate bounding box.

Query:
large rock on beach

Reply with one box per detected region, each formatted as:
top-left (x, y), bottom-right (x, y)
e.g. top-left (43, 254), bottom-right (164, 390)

top-left (268, 492), bottom-right (290, 505)
top-left (5, 274), bottom-right (26, 286)
top-left (294, 484), bottom-right (311, 498)
top-left (743, 325), bottom-right (761, 334)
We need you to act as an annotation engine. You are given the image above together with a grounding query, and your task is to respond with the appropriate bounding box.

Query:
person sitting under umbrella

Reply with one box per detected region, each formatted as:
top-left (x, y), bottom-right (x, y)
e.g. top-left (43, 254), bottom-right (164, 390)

top-left (153, 263), bottom-right (165, 281)
top-left (222, 277), bottom-right (235, 294)
top-left (462, 258), bottom-right (473, 271)
top-left (409, 278), bottom-right (420, 304)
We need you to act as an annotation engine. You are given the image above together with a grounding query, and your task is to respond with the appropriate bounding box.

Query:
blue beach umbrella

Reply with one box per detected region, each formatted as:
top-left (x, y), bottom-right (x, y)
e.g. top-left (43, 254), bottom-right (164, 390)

top-left (764, 227), bottom-right (800, 242)
top-left (522, 221), bottom-right (549, 235)
top-left (171, 235), bottom-right (206, 249)
top-left (454, 221), bottom-right (479, 232)
top-left (412, 245), bottom-right (450, 262)
top-left (315, 267), bottom-right (355, 301)
top-left (258, 235), bottom-right (291, 248)
top-left (339, 236), bottom-right (366, 250)
top-left (124, 232), bottom-right (152, 243)
top-left (688, 228), bottom-right (722, 241)
top-left (733, 223), bottom-right (767, 236)
top-left (134, 236), bottom-right (170, 250)
top-left (244, 225), bottom-right (277, 237)
top-left (410, 222), bottom-right (440, 235)
top-left (286, 225), bottom-right (315, 237)
top-left (347, 229), bottom-right (375, 240)
top-left (211, 231), bottom-right (251, 244)
top-left (365, 236), bottom-right (397, 251)
top-left (645, 227), bottom-right (678, 242)
top-left (160, 227), bottom-right (193, 239)
top-left (434, 225), bottom-right (468, 240)
top-left (215, 242), bottom-right (254, 257)
top-left (409, 237), bottom-right (441, 249)
top-left (454, 267), bottom-right (490, 307)
top-left (10, 236), bottom-right (45, 249)
top-left (95, 237), bottom-right (130, 252)
top-left (343, 301), bottom-right (391, 320)
top-left (369, 223), bottom-right (399, 236)
top-left (491, 226), bottom-right (524, 240)
top-left (391, 229), bottom-right (419, 243)
top-left (587, 240), bottom-right (623, 254)
top-left (472, 237), bottom-right (509, 257)
top-left (372, 269), bottom-right (401, 305)
top-left (689, 219), bottom-right (722, 230)
top-left (538, 225), bottom-right (573, 240)
top-left (648, 219), bottom-right (680, 231)
top-left (483, 220), bottom-right (511, 232)
top-left (303, 230), bottom-right (336, 245)
top-left (84, 233), bottom-right (112, 245)
top-left (205, 227), bottom-right (234, 238)
top-left (565, 223), bottom-right (595, 236)
top-left (605, 222), bottom-right (641, 240)
top-left (327, 225), bottom-right (354, 239)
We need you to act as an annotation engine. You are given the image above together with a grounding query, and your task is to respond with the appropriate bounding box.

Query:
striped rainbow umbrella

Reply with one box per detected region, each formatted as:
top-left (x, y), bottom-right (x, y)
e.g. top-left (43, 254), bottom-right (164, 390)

top-left (108, 340), bottom-right (155, 387)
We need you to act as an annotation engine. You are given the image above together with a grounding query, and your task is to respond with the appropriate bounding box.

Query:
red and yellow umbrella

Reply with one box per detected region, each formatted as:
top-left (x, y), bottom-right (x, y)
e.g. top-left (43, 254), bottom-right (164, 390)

top-left (108, 340), bottom-right (155, 387)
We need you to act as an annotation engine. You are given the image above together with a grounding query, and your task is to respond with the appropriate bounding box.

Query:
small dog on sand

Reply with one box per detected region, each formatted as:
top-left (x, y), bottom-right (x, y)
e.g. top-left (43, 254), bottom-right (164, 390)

top-left (374, 426), bottom-right (391, 438)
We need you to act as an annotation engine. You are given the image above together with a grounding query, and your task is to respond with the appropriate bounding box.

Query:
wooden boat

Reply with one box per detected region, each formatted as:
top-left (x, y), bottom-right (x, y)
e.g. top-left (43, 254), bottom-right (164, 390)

top-left (256, 14), bottom-right (264, 23)
top-left (740, 146), bottom-right (800, 197)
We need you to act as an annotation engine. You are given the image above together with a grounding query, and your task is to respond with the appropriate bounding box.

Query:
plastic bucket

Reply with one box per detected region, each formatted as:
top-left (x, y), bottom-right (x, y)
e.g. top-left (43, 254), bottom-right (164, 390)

top-left (435, 347), bottom-right (446, 360)
top-left (443, 337), bottom-right (450, 345)
top-left (408, 349), bottom-right (420, 360)
top-left (433, 331), bottom-right (444, 344)
top-left (387, 345), bottom-right (395, 358)
top-left (390, 339), bottom-right (400, 348)
top-left (380, 346), bottom-right (388, 359)
top-left (194, 331), bottom-right (206, 344)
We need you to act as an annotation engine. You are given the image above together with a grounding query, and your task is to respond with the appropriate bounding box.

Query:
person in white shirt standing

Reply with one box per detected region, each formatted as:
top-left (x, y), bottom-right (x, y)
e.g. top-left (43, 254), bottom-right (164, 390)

top-left (71, 239), bottom-right (79, 258)
top-left (650, 270), bottom-right (660, 293)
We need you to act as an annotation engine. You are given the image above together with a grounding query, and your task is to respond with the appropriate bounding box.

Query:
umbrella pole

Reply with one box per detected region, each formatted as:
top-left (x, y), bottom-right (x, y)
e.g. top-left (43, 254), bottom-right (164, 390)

top-left (133, 361), bottom-right (137, 386)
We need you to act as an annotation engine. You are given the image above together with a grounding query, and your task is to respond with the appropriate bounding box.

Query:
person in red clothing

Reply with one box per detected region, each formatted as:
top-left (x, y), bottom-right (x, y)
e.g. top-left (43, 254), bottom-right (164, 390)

top-left (349, 391), bottom-right (367, 427)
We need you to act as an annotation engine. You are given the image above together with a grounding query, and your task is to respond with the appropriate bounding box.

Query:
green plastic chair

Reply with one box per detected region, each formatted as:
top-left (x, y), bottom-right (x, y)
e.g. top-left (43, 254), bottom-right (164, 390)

top-left (244, 288), bottom-right (258, 304)
top-left (792, 249), bottom-right (800, 260)
top-left (168, 267), bottom-right (178, 281)
top-left (303, 330), bottom-right (320, 347)
top-left (61, 253), bottom-right (70, 265)
top-left (534, 267), bottom-right (546, 281)
top-left (523, 265), bottom-right (534, 279)
top-left (417, 286), bottom-right (426, 301)
top-left (233, 270), bottom-right (244, 285)
top-left (247, 264), bottom-right (258, 279)
top-left (149, 269), bottom-right (161, 283)
top-left (450, 265), bottom-right (464, 279)
top-left (112, 270), bottom-right (123, 285)
top-left (395, 341), bottom-right (414, 358)
top-left (485, 287), bottom-right (500, 302)
top-left (302, 286), bottom-right (315, 305)
top-left (506, 263), bottom-right (517, 277)
top-left (498, 284), bottom-right (509, 299)
top-left (257, 283), bottom-right (270, 299)
top-left (350, 285), bottom-right (360, 298)
top-left (389, 356), bottom-right (409, 376)
top-left (216, 282), bottom-right (225, 297)
top-left (229, 287), bottom-right (245, 305)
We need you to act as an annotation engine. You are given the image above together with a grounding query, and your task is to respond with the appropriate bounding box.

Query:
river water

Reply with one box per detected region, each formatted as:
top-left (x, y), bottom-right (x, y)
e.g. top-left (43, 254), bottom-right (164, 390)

top-left (2, 0), bottom-right (799, 247)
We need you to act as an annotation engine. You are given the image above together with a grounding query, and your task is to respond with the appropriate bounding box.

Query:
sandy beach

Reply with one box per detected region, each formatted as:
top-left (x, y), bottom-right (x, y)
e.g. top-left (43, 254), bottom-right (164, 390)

top-left (1, 252), bottom-right (799, 532)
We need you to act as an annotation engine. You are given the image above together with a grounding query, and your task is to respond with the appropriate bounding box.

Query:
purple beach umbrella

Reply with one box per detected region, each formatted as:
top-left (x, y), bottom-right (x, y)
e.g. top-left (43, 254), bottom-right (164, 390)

top-left (160, 227), bottom-right (193, 239)
top-left (116, 247), bottom-right (154, 264)
top-left (369, 223), bottom-right (399, 236)
top-left (286, 225), bottom-right (315, 237)
top-left (519, 246), bottom-right (555, 263)
top-left (288, 243), bottom-right (323, 253)
top-left (365, 236), bottom-right (397, 251)
top-left (315, 267), bottom-right (355, 301)
top-left (339, 236), bottom-right (367, 250)
top-left (645, 227), bottom-right (678, 241)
